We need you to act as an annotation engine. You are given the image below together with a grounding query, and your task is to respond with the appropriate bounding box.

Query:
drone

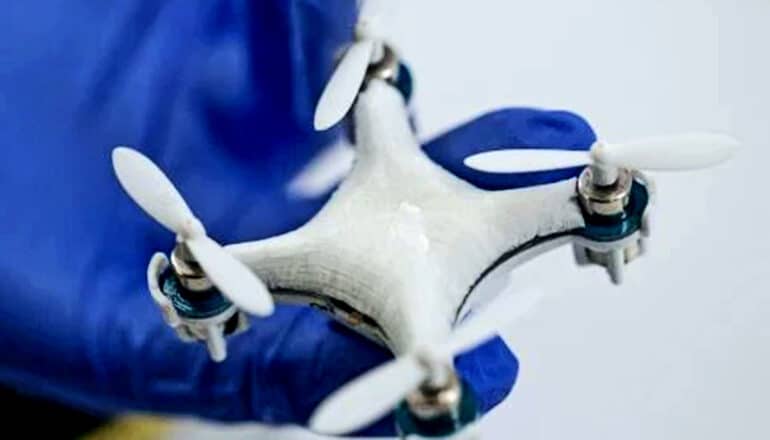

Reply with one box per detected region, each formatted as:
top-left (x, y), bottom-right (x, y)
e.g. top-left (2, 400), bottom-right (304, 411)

top-left (110, 1), bottom-right (738, 438)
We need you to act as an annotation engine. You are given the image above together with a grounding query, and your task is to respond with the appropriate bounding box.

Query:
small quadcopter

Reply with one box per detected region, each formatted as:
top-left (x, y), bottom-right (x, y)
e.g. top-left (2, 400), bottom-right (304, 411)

top-left (111, 1), bottom-right (738, 438)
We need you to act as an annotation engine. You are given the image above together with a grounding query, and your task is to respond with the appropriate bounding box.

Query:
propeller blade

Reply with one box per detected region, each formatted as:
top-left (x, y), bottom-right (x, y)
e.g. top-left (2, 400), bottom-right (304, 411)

top-left (112, 147), bottom-right (195, 234)
top-left (443, 287), bottom-right (543, 357)
top-left (311, 288), bottom-right (544, 435)
top-left (464, 133), bottom-right (739, 174)
top-left (310, 356), bottom-right (426, 435)
top-left (314, 39), bottom-right (375, 131)
top-left (356, 0), bottom-right (385, 39)
top-left (463, 149), bottom-right (590, 173)
top-left (594, 133), bottom-right (739, 170)
top-left (187, 235), bottom-right (274, 316)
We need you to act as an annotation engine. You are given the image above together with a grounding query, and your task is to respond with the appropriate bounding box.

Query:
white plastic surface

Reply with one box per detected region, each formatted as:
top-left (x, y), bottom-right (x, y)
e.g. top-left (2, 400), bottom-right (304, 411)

top-left (312, 0), bottom-right (392, 131)
top-left (146, 252), bottom-right (180, 327)
top-left (443, 287), bottom-right (543, 356)
top-left (112, 147), bottom-right (196, 234)
top-left (187, 235), bottom-right (274, 316)
top-left (205, 325), bottom-right (227, 363)
top-left (313, 39), bottom-right (375, 131)
top-left (356, 0), bottom-right (387, 40)
top-left (593, 133), bottom-right (739, 170)
top-left (464, 149), bottom-right (590, 173)
top-left (463, 133), bottom-right (739, 174)
top-left (229, 80), bottom-right (585, 356)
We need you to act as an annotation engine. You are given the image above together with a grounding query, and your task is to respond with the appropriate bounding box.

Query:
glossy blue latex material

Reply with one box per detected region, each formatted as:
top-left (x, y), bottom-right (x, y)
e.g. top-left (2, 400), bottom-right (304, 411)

top-left (425, 108), bottom-right (596, 190)
top-left (0, 1), bottom-right (595, 436)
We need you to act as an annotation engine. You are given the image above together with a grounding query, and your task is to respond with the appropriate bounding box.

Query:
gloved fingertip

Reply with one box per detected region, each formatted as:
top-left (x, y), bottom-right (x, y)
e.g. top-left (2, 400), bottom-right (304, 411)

top-left (241, 307), bottom-right (393, 430)
top-left (330, 336), bottom-right (519, 437)
top-left (455, 335), bottom-right (519, 414)
top-left (423, 107), bottom-right (597, 190)
top-left (523, 109), bottom-right (597, 149)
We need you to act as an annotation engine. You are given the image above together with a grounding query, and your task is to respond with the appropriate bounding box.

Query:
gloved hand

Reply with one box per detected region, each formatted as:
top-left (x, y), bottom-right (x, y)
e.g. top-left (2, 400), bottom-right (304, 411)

top-left (0, 0), bottom-right (595, 437)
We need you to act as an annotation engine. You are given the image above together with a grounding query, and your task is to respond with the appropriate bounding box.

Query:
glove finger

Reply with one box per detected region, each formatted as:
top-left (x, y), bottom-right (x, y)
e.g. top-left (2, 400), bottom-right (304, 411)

top-left (422, 108), bottom-right (597, 190)
top-left (75, 287), bottom-right (518, 438)
top-left (90, 298), bottom-right (395, 433)
top-left (263, 310), bottom-right (519, 437)
top-left (455, 335), bottom-right (519, 414)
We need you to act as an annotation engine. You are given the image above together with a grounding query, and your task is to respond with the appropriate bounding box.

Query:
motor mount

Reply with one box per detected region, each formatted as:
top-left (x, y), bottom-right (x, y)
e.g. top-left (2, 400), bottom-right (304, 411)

top-left (573, 167), bottom-right (652, 284)
top-left (395, 372), bottom-right (480, 439)
top-left (146, 249), bottom-right (249, 362)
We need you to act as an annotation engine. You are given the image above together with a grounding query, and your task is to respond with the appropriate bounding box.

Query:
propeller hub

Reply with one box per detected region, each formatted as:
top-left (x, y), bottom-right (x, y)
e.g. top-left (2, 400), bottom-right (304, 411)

top-left (171, 243), bottom-right (213, 292)
top-left (179, 217), bottom-right (205, 239)
top-left (406, 369), bottom-right (462, 420)
top-left (588, 141), bottom-right (621, 186)
top-left (577, 167), bottom-right (633, 217)
top-left (365, 43), bottom-right (399, 85)
top-left (588, 140), bottom-right (608, 163)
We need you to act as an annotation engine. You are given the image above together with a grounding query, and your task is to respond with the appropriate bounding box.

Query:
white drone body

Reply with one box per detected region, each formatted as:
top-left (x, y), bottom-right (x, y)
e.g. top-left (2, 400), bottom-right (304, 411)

top-left (111, 2), bottom-right (739, 437)
top-left (157, 77), bottom-right (597, 350)
top-left (129, 77), bottom-right (608, 435)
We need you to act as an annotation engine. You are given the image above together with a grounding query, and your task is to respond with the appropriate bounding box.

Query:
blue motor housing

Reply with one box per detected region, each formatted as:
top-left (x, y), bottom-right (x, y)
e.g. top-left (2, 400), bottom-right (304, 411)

top-left (394, 380), bottom-right (480, 438)
top-left (577, 176), bottom-right (650, 242)
top-left (158, 266), bottom-right (233, 320)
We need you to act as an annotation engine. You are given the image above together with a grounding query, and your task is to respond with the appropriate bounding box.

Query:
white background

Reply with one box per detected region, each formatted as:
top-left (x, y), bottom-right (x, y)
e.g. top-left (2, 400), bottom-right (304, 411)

top-left (174, 1), bottom-right (770, 438)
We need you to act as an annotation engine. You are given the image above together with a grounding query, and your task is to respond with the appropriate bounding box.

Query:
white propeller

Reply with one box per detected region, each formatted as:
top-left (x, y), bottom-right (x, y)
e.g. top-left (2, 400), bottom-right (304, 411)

top-left (463, 133), bottom-right (739, 174)
top-left (309, 287), bottom-right (544, 435)
top-left (112, 146), bottom-right (274, 317)
top-left (314, 0), bottom-right (387, 131)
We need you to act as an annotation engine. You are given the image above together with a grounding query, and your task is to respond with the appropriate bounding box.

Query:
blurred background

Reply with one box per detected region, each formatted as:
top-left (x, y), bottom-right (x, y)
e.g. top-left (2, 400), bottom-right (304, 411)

top-left (7, 0), bottom-right (769, 438)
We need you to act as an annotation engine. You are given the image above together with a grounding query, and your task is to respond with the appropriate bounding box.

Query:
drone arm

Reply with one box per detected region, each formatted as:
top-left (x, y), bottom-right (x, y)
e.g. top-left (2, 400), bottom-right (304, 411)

top-left (353, 79), bottom-right (423, 162)
top-left (225, 227), bottom-right (319, 289)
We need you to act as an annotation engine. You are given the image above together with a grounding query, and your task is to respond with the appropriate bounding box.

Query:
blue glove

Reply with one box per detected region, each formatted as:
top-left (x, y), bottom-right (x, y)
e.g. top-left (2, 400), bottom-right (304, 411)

top-left (0, 0), bottom-right (595, 436)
